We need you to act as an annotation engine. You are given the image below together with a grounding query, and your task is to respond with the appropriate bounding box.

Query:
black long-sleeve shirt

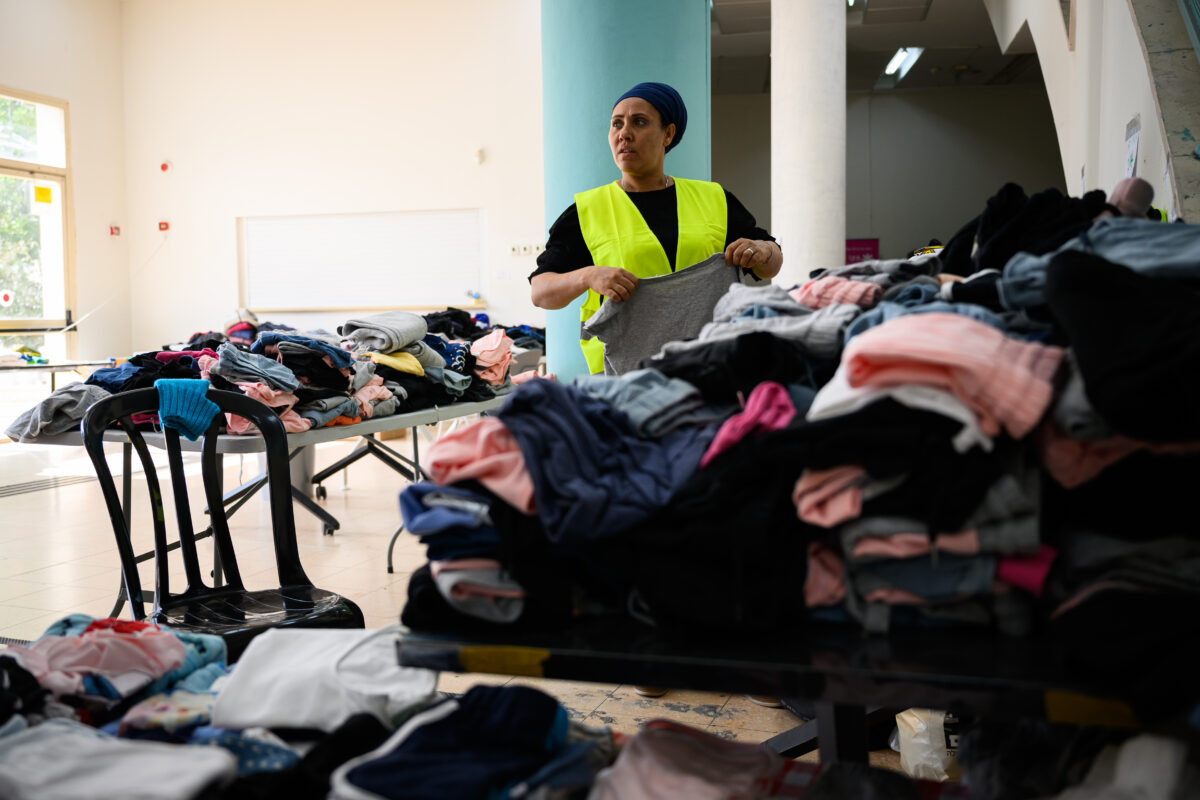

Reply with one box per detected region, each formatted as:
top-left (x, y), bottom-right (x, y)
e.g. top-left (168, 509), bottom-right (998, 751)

top-left (529, 185), bottom-right (775, 280)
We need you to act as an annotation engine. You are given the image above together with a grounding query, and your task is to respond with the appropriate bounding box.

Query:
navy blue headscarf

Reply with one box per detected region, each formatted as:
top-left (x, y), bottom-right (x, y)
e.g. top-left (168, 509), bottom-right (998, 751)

top-left (614, 82), bottom-right (687, 153)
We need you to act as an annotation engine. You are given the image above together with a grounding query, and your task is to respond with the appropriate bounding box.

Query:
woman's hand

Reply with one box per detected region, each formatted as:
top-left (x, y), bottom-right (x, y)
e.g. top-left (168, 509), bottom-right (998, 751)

top-left (530, 266), bottom-right (639, 309)
top-left (725, 238), bottom-right (782, 280)
top-left (585, 266), bottom-right (639, 302)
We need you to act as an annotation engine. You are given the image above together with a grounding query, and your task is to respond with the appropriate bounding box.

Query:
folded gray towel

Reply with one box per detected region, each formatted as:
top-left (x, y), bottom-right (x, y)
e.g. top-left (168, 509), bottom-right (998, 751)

top-left (655, 303), bottom-right (861, 361)
top-left (340, 311), bottom-right (428, 354)
top-left (712, 282), bottom-right (810, 323)
top-left (210, 343), bottom-right (300, 392)
top-left (5, 383), bottom-right (112, 442)
top-left (403, 340), bottom-right (446, 369)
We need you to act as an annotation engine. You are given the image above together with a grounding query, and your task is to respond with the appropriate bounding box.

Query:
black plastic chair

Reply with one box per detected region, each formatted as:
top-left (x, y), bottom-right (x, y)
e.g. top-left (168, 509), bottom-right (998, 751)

top-left (81, 386), bottom-right (365, 661)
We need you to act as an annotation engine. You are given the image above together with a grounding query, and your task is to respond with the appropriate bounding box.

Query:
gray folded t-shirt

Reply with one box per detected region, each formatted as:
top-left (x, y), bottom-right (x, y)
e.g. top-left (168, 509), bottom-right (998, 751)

top-left (582, 254), bottom-right (745, 376)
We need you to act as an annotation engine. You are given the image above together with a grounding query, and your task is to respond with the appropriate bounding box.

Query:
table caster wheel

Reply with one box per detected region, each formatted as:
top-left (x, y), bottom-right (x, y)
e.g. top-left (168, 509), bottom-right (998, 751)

top-left (322, 525), bottom-right (335, 536)
top-left (315, 485), bottom-right (327, 501)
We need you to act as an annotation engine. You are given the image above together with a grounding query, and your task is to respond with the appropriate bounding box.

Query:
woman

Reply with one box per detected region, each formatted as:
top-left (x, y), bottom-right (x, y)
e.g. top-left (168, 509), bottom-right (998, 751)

top-left (529, 83), bottom-right (785, 707)
top-left (529, 81), bottom-right (783, 375)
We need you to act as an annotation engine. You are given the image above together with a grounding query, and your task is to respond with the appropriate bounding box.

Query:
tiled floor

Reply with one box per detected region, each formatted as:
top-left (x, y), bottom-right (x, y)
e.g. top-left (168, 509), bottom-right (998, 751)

top-left (0, 430), bottom-right (904, 771)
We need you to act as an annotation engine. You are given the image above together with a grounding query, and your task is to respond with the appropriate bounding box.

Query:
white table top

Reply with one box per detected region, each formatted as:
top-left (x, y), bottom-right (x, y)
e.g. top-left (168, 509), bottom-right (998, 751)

top-left (31, 396), bottom-right (506, 453)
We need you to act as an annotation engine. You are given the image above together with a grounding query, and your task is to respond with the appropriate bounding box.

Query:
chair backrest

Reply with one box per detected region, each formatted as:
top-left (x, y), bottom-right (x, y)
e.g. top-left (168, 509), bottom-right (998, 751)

top-left (81, 386), bottom-right (311, 620)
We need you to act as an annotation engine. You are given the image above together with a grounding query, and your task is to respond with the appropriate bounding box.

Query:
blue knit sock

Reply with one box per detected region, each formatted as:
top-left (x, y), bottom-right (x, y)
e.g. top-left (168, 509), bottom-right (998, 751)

top-left (155, 379), bottom-right (220, 440)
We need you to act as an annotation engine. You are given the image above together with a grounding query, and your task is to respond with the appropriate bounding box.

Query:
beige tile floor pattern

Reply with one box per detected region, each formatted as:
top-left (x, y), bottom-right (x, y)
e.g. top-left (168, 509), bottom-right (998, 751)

top-left (0, 433), bottom-right (903, 771)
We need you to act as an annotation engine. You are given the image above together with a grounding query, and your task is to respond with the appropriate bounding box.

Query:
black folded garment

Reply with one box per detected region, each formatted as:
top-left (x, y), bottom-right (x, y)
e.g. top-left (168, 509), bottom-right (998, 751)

top-left (945, 270), bottom-right (1003, 310)
top-left (185, 331), bottom-right (228, 351)
top-left (619, 425), bottom-right (810, 633)
top-left (1049, 579), bottom-right (1200, 723)
top-left (641, 331), bottom-right (833, 405)
top-left (207, 372), bottom-right (240, 393)
top-left (375, 367), bottom-right (455, 411)
top-left (116, 352), bottom-right (201, 392)
top-left (940, 183), bottom-right (1110, 276)
top-left (294, 385), bottom-right (352, 405)
top-left (1, 655), bottom-right (48, 726)
top-left (215, 713), bottom-right (392, 800)
top-left (401, 559), bottom-right (576, 634)
top-left (423, 307), bottom-right (488, 341)
top-left (460, 375), bottom-right (495, 403)
top-left (1042, 452), bottom-right (1200, 542)
top-left (1045, 250), bottom-right (1200, 442)
top-left (281, 352), bottom-right (350, 391)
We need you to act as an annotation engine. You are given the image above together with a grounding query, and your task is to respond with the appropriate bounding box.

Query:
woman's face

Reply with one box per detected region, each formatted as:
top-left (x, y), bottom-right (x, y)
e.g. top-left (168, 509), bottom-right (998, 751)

top-left (609, 97), bottom-right (675, 176)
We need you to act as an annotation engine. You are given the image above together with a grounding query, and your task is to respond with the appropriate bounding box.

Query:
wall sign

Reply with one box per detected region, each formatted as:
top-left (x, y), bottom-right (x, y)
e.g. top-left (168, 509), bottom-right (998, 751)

top-left (846, 238), bottom-right (880, 264)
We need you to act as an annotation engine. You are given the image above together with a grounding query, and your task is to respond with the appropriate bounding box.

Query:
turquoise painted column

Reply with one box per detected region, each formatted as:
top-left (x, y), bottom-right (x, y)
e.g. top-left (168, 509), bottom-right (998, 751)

top-left (541, 0), bottom-right (711, 381)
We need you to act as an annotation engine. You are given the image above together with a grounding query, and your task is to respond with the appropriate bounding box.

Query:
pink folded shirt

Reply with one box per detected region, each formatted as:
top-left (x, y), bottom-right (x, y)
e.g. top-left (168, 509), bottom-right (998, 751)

top-left (351, 374), bottom-right (392, 419)
top-left (5, 624), bottom-right (187, 698)
top-left (792, 466), bottom-right (867, 527)
top-left (792, 277), bottom-right (882, 310)
top-left (805, 542), bottom-right (846, 607)
top-left (470, 329), bottom-right (513, 385)
top-left (996, 545), bottom-right (1057, 597)
top-left (430, 559), bottom-right (526, 599)
top-left (842, 313), bottom-right (1064, 439)
top-left (425, 417), bottom-right (536, 513)
top-left (1038, 422), bottom-right (1200, 488)
top-left (699, 381), bottom-right (795, 468)
top-left (225, 382), bottom-right (312, 434)
top-left (851, 530), bottom-right (981, 561)
top-left (155, 348), bottom-right (218, 365)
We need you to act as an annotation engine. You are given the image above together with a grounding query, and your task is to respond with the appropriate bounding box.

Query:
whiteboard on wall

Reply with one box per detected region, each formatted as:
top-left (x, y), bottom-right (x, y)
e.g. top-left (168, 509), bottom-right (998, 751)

top-left (238, 209), bottom-right (485, 312)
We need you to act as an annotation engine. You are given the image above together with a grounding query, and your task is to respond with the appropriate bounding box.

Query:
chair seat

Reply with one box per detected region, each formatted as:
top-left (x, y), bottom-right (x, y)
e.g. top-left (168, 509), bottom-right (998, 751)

top-left (153, 586), bottom-right (364, 660)
top-left (83, 388), bottom-right (367, 663)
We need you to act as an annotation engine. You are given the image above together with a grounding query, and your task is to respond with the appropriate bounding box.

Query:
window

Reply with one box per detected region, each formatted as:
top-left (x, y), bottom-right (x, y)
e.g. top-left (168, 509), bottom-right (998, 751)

top-left (0, 87), bottom-right (72, 340)
top-left (1, 87), bottom-right (73, 433)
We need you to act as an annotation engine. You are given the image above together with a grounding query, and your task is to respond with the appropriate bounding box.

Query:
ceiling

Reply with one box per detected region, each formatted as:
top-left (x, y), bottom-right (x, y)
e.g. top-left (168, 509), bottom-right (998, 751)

top-left (711, 0), bottom-right (1049, 95)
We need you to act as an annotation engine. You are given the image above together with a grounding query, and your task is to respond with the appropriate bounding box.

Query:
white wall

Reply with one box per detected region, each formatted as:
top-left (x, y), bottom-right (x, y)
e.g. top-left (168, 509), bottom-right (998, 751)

top-left (0, 0), bottom-right (130, 359)
top-left (121, 0), bottom-right (545, 348)
top-left (712, 94), bottom-right (773, 237)
top-left (714, 84), bottom-right (1066, 261)
top-left (1089, 1), bottom-right (1175, 216)
top-left (984, 0), bottom-right (1180, 219)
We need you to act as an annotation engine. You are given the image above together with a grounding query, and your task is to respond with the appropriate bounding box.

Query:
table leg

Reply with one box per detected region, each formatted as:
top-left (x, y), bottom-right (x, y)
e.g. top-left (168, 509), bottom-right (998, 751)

top-left (386, 523), bottom-right (406, 574)
top-left (213, 453), bottom-right (224, 587)
top-left (815, 702), bottom-right (871, 765)
top-left (411, 426), bottom-right (420, 474)
top-left (122, 442), bottom-right (132, 532)
top-left (110, 442), bottom-right (134, 618)
top-left (766, 717), bottom-right (823, 757)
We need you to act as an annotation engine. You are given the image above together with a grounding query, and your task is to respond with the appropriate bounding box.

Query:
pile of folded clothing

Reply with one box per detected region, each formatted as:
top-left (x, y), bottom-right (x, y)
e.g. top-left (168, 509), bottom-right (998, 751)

top-left (392, 180), bottom-right (1200, 723)
top-left (3, 621), bottom-right (981, 798)
top-left (6, 305), bottom-right (548, 441)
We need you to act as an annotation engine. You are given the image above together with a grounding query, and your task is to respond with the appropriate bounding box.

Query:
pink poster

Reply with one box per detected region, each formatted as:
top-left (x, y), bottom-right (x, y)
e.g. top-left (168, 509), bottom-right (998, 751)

top-left (845, 238), bottom-right (879, 264)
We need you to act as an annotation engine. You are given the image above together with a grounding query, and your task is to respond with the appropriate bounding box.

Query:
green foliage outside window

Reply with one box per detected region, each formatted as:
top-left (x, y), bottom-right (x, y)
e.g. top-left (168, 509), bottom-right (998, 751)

top-left (0, 96), bottom-right (37, 162)
top-left (0, 174), bottom-right (44, 321)
top-left (1, 96), bottom-right (45, 323)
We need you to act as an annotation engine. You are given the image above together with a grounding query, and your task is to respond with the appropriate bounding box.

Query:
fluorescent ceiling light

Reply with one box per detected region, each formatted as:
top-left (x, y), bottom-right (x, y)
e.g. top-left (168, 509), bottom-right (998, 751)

top-left (884, 48), bottom-right (909, 75)
top-left (884, 47), bottom-right (925, 80)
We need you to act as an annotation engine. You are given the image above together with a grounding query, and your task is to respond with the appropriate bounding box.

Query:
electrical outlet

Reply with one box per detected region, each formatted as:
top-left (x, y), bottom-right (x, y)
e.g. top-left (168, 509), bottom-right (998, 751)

top-left (520, 244), bottom-right (533, 256)
top-left (510, 245), bottom-right (521, 256)
top-left (534, 243), bottom-right (545, 254)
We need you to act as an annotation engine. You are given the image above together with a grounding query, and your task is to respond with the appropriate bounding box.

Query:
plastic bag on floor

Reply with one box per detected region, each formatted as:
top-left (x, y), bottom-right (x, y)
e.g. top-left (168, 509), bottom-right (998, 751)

top-left (896, 708), bottom-right (962, 782)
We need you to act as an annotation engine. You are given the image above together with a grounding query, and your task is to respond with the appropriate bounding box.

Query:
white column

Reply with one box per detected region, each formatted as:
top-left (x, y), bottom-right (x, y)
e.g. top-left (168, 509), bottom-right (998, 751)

top-left (771, 0), bottom-right (846, 286)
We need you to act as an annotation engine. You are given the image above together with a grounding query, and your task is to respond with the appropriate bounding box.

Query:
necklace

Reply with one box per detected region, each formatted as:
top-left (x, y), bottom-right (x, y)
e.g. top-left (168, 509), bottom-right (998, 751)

top-left (622, 175), bottom-right (671, 192)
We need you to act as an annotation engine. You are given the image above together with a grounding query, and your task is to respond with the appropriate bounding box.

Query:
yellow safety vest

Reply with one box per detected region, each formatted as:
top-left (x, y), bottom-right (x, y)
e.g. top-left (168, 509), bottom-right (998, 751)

top-left (575, 177), bottom-right (727, 373)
